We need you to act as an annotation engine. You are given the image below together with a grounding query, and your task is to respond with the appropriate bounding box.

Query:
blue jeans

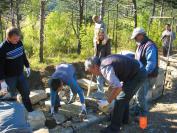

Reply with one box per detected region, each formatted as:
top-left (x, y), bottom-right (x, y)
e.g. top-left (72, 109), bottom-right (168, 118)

top-left (5, 73), bottom-right (33, 112)
top-left (49, 77), bottom-right (85, 108)
top-left (97, 75), bottom-right (105, 92)
top-left (136, 77), bottom-right (157, 115)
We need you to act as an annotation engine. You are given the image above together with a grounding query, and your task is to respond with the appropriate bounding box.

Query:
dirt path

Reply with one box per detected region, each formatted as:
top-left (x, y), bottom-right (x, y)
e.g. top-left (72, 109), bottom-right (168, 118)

top-left (78, 88), bottom-right (177, 133)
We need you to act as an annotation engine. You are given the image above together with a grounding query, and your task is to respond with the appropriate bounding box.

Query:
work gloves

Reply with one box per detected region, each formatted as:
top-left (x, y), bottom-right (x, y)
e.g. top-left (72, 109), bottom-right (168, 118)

top-left (97, 100), bottom-right (115, 113)
top-left (0, 81), bottom-right (8, 94)
top-left (98, 100), bottom-right (109, 109)
top-left (26, 68), bottom-right (31, 77)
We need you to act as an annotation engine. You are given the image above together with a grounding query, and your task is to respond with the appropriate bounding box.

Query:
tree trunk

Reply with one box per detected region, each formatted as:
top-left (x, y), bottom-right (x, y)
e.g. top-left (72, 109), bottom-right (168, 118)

top-left (132, 0), bottom-right (137, 28)
top-left (112, 19), bottom-right (115, 48)
top-left (160, 0), bottom-right (164, 17)
top-left (0, 13), bottom-right (3, 41)
top-left (39, 0), bottom-right (45, 63)
top-left (10, 0), bottom-right (15, 26)
top-left (100, 0), bottom-right (105, 20)
top-left (107, 10), bottom-right (109, 34)
top-left (16, 0), bottom-right (22, 36)
top-left (95, 1), bottom-right (98, 15)
top-left (115, 4), bottom-right (119, 53)
top-left (150, 0), bottom-right (156, 24)
top-left (77, 0), bottom-right (84, 54)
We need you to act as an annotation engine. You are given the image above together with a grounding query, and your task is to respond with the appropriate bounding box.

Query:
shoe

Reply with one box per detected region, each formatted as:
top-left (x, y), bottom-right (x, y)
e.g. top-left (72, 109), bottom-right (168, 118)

top-left (100, 126), bottom-right (119, 133)
top-left (54, 105), bottom-right (61, 113)
top-left (67, 94), bottom-right (77, 104)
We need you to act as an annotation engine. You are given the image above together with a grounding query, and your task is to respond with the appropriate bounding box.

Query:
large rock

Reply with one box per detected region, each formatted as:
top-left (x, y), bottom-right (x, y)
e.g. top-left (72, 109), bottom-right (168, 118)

top-left (17, 90), bottom-right (48, 105)
top-left (45, 88), bottom-right (50, 96)
top-left (28, 110), bottom-right (46, 130)
top-left (30, 90), bottom-right (48, 104)
top-left (53, 113), bottom-right (66, 124)
top-left (34, 127), bottom-right (49, 133)
top-left (45, 100), bottom-right (65, 111)
top-left (77, 78), bottom-right (97, 90)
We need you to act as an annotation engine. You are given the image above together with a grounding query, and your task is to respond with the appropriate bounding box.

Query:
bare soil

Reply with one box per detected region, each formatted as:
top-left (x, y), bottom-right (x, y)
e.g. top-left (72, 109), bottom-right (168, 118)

top-left (78, 88), bottom-right (177, 133)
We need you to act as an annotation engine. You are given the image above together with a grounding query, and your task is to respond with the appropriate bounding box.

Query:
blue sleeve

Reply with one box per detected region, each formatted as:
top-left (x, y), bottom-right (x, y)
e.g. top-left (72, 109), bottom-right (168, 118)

top-left (145, 45), bottom-right (157, 74)
top-left (68, 77), bottom-right (81, 94)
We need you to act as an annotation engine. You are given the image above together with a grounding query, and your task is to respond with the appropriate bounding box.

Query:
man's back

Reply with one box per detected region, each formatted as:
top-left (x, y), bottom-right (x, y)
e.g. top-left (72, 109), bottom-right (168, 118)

top-left (100, 54), bottom-right (140, 82)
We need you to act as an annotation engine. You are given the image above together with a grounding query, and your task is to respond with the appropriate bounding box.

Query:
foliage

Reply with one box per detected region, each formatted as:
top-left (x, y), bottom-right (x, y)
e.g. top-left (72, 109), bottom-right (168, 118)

top-left (44, 12), bottom-right (77, 56)
top-left (80, 25), bottom-right (94, 58)
top-left (0, 0), bottom-right (177, 68)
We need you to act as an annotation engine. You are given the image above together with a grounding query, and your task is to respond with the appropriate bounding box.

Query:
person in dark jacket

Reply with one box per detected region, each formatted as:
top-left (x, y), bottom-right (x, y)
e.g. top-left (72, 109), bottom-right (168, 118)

top-left (131, 27), bottom-right (158, 116)
top-left (85, 55), bottom-right (147, 133)
top-left (94, 29), bottom-right (111, 92)
top-left (0, 27), bottom-right (33, 112)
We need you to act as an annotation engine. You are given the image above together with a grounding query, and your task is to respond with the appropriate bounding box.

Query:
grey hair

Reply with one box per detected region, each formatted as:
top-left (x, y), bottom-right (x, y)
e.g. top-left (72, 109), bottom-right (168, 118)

top-left (85, 56), bottom-right (100, 71)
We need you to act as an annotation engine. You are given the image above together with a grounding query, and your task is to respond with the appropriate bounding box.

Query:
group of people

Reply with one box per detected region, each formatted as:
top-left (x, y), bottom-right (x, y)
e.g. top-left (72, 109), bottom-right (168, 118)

top-left (0, 15), bottom-right (175, 133)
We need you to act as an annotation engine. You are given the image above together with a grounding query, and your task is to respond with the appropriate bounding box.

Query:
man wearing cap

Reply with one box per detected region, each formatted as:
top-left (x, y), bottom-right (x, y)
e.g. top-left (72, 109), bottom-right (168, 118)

top-left (131, 27), bottom-right (158, 116)
top-left (85, 55), bottom-right (147, 133)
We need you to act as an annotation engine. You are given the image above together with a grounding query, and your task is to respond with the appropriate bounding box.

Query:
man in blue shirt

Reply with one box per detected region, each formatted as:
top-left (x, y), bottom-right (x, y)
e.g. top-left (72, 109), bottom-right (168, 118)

top-left (48, 64), bottom-right (87, 116)
top-left (131, 27), bottom-right (158, 116)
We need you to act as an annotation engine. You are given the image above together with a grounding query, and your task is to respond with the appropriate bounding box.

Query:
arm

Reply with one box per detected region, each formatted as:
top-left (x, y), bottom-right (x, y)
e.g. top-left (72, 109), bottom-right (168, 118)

top-left (101, 66), bottom-right (122, 103)
top-left (145, 45), bottom-right (157, 74)
top-left (0, 45), bottom-right (6, 81)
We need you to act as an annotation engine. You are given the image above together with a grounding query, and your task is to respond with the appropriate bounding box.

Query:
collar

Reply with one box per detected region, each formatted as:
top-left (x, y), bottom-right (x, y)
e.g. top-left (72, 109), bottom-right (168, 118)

top-left (140, 36), bottom-right (150, 45)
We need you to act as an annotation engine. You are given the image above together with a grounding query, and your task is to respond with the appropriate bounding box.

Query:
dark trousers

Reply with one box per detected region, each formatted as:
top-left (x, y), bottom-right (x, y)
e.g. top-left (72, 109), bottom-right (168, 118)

top-left (110, 67), bottom-right (147, 130)
top-left (5, 73), bottom-right (33, 112)
top-left (163, 46), bottom-right (172, 57)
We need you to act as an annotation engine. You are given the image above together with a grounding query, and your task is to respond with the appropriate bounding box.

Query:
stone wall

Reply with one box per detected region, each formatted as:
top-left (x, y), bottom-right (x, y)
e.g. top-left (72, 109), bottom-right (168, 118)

top-left (159, 55), bottom-right (177, 90)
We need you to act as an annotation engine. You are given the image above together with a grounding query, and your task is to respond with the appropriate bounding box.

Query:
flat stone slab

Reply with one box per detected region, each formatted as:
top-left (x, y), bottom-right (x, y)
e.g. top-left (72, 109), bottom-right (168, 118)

top-left (30, 90), bottom-right (48, 104)
top-left (34, 127), bottom-right (49, 133)
top-left (49, 114), bottom-right (107, 133)
top-left (17, 90), bottom-right (48, 105)
top-left (77, 78), bottom-right (97, 90)
top-left (59, 101), bottom-right (82, 117)
top-left (28, 110), bottom-right (46, 130)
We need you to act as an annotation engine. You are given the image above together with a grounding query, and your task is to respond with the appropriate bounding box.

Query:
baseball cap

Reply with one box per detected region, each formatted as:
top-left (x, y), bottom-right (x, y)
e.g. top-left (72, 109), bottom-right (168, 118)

top-left (131, 27), bottom-right (146, 39)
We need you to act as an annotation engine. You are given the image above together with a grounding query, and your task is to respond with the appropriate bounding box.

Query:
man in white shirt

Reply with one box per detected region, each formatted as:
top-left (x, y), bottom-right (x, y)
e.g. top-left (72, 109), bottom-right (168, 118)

top-left (161, 24), bottom-right (176, 57)
top-left (85, 55), bottom-right (147, 133)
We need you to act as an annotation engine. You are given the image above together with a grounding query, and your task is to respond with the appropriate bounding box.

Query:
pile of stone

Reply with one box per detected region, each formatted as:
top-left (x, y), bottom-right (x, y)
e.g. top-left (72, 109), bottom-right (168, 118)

top-left (159, 55), bottom-right (177, 89)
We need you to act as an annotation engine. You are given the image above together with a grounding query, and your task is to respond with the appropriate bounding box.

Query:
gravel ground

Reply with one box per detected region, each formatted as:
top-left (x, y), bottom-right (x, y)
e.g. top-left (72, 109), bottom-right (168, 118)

top-left (78, 88), bottom-right (177, 133)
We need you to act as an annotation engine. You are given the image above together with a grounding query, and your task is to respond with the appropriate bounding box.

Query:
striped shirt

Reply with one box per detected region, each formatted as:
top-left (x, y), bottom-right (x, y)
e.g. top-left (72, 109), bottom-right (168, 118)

top-left (0, 40), bottom-right (29, 80)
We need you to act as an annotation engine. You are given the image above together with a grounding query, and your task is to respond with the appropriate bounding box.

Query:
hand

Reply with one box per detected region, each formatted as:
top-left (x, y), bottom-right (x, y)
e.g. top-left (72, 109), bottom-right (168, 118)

top-left (97, 100), bottom-right (109, 109)
top-left (26, 68), bottom-right (31, 77)
top-left (0, 81), bottom-right (8, 94)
